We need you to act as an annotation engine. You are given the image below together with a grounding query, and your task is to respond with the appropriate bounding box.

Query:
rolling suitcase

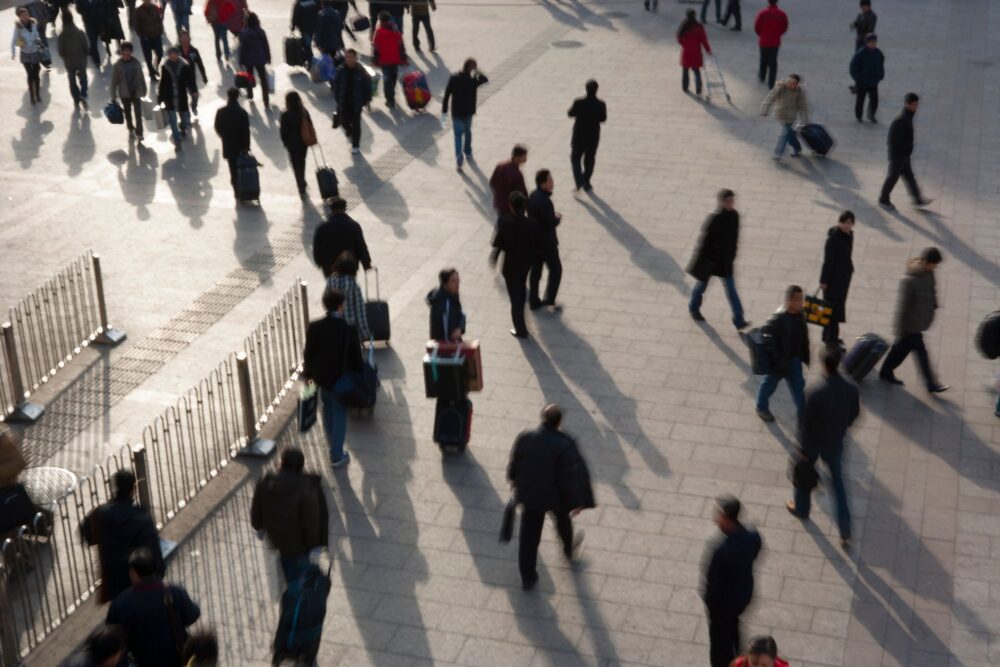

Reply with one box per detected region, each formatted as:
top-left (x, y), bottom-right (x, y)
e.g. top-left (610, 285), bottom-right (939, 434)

top-left (842, 333), bottom-right (889, 383)
top-left (799, 123), bottom-right (835, 156)
top-left (364, 268), bottom-right (390, 344)
top-left (423, 353), bottom-right (467, 399)
top-left (311, 145), bottom-right (338, 201)
top-left (742, 327), bottom-right (773, 375)
top-left (272, 562), bottom-right (331, 665)
top-left (402, 68), bottom-right (431, 110)
top-left (236, 152), bottom-right (261, 202)
top-left (284, 34), bottom-right (306, 67)
top-left (434, 397), bottom-right (473, 451)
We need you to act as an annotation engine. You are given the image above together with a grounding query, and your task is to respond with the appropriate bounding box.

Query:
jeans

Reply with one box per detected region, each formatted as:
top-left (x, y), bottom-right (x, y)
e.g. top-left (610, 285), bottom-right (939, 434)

top-left (289, 147), bottom-right (307, 193)
top-left (121, 97), bottom-right (144, 137)
top-left (688, 274), bottom-right (746, 326)
top-left (793, 445), bottom-right (851, 540)
top-left (529, 246), bottom-right (562, 307)
top-left (518, 510), bottom-right (573, 585)
top-left (721, 0), bottom-right (740, 28)
top-left (570, 144), bottom-right (596, 189)
top-left (503, 271), bottom-right (529, 336)
top-left (682, 67), bottom-right (702, 94)
top-left (212, 23), bottom-right (230, 59)
top-left (139, 35), bottom-right (164, 78)
top-left (881, 332), bottom-right (936, 388)
top-left (756, 356), bottom-right (805, 419)
top-left (701, 0), bottom-right (721, 22)
top-left (279, 554), bottom-right (310, 583)
top-left (775, 122), bottom-right (802, 157)
top-left (170, 0), bottom-right (190, 32)
top-left (759, 45), bottom-right (778, 88)
top-left (452, 115), bottom-right (472, 164)
top-left (708, 608), bottom-right (741, 667)
top-left (67, 67), bottom-right (88, 103)
top-left (382, 64), bottom-right (398, 104)
top-left (855, 85), bottom-right (878, 120)
top-left (320, 387), bottom-right (348, 463)
top-left (412, 13), bottom-right (434, 50)
top-left (166, 109), bottom-right (190, 145)
top-left (879, 157), bottom-right (923, 204)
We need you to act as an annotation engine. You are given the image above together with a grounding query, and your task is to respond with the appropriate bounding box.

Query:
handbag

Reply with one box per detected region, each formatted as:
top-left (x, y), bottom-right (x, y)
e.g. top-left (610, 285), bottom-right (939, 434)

top-left (300, 111), bottom-right (318, 146)
top-left (153, 106), bottom-right (167, 130)
top-left (351, 13), bottom-right (370, 32)
top-left (298, 383), bottom-right (318, 433)
top-left (499, 497), bottom-right (516, 543)
top-left (234, 70), bottom-right (256, 89)
top-left (803, 285), bottom-right (833, 327)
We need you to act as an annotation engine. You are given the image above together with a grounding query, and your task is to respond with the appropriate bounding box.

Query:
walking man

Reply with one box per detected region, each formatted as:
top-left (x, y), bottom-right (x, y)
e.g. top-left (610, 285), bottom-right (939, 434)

top-left (58, 10), bottom-right (90, 109)
top-left (157, 46), bottom-right (194, 151)
top-left (314, 0), bottom-right (344, 59)
top-left (819, 211), bottom-right (855, 348)
top-left (527, 169), bottom-right (563, 312)
top-left (442, 58), bottom-right (488, 170)
top-left (132, 0), bottom-right (164, 80)
top-left (213, 87), bottom-right (251, 198)
top-left (850, 0), bottom-right (876, 53)
top-left (879, 247), bottom-right (949, 393)
top-left (313, 198), bottom-right (372, 277)
top-left (333, 49), bottom-right (373, 154)
top-left (492, 191), bottom-right (541, 338)
top-left (786, 347), bottom-right (859, 550)
top-left (720, 0), bottom-right (740, 31)
top-left (703, 495), bottom-right (762, 667)
top-left (409, 0), bottom-right (435, 52)
top-left (687, 189), bottom-right (751, 330)
top-left (567, 79), bottom-right (607, 192)
top-left (489, 145), bottom-right (528, 217)
top-left (290, 0), bottom-right (319, 61)
top-left (755, 285), bottom-right (810, 423)
top-left (850, 33), bottom-right (883, 123)
top-left (761, 74), bottom-right (809, 159)
top-left (507, 404), bottom-right (594, 591)
top-left (754, 0), bottom-right (787, 89)
top-left (878, 93), bottom-right (933, 211)
top-left (110, 42), bottom-right (147, 142)
top-left (701, 0), bottom-right (722, 24)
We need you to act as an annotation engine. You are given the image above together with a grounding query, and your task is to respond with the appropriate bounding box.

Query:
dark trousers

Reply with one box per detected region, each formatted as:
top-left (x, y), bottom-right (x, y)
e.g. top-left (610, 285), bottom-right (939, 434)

top-left (244, 63), bottom-right (269, 105)
top-left (707, 607), bottom-right (741, 667)
top-left (518, 509), bottom-right (573, 585)
top-left (570, 144), bottom-right (596, 189)
top-left (701, 0), bottom-right (721, 22)
top-left (279, 554), bottom-right (309, 583)
top-left (22, 62), bottom-right (41, 87)
top-left (67, 67), bottom-right (88, 103)
top-left (881, 332), bottom-right (937, 389)
top-left (289, 148), bottom-right (307, 193)
top-left (382, 64), bottom-right (398, 104)
top-left (822, 289), bottom-right (847, 345)
top-left (227, 156), bottom-right (239, 193)
top-left (529, 246), bottom-right (562, 307)
top-left (682, 67), bottom-right (702, 94)
top-left (721, 0), bottom-right (740, 28)
top-left (412, 14), bottom-right (434, 50)
top-left (139, 35), bottom-right (163, 78)
top-left (793, 445), bottom-right (851, 540)
top-left (759, 46), bottom-right (779, 88)
top-left (121, 97), bottom-right (143, 137)
top-left (879, 157), bottom-right (922, 204)
top-left (341, 107), bottom-right (363, 148)
top-left (855, 85), bottom-right (878, 120)
top-left (84, 20), bottom-right (101, 65)
top-left (503, 271), bottom-right (529, 336)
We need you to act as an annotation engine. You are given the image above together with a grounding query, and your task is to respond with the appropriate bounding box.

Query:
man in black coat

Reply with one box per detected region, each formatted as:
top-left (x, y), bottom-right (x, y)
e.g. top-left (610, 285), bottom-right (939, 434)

top-left (756, 285), bottom-right (810, 423)
top-left (878, 92), bottom-right (933, 211)
top-left (333, 48), bottom-right (373, 154)
top-left (491, 191), bottom-right (541, 338)
top-left (508, 404), bottom-right (595, 591)
top-left (527, 169), bottom-right (563, 311)
top-left (80, 470), bottom-right (164, 604)
top-left (567, 79), bottom-right (607, 191)
top-left (702, 495), bottom-right (762, 667)
top-left (442, 58), bottom-right (488, 170)
top-left (290, 0), bottom-right (319, 60)
top-left (213, 87), bottom-right (251, 197)
top-left (314, 0), bottom-right (344, 55)
top-left (849, 33), bottom-right (883, 123)
top-left (787, 347), bottom-right (859, 548)
top-left (819, 211), bottom-right (855, 347)
top-left (687, 189), bottom-right (750, 329)
top-left (312, 198), bottom-right (372, 276)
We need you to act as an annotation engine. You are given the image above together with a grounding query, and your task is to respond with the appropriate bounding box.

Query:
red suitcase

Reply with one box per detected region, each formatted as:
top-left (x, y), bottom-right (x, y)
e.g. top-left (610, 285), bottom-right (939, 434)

top-left (402, 69), bottom-right (431, 110)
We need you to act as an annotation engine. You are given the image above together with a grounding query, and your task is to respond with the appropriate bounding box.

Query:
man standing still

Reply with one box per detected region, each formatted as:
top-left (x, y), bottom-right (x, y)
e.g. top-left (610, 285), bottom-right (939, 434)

top-left (507, 404), bottom-right (594, 591)
top-left (878, 93), bottom-right (933, 211)
top-left (756, 285), bottom-right (810, 423)
top-left (850, 33), bottom-right (883, 123)
top-left (687, 189), bottom-right (751, 330)
top-left (489, 144), bottom-right (528, 217)
top-left (442, 58), bottom-right (488, 171)
top-left (787, 347), bottom-right (859, 550)
top-left (702, 495), bottom-right (762, 667)
top-left (492, 191), bottom-right (540, 339)
top-left (753, 0), bottom-right (787, 89)
top-left (527, 169), bottom-right (563, 312)
top-left (567, 79), bottom-right (607, 192)
top-left (819, 211), bottom-right (855, 348)
top-left (213, 87), bottom-right (251, 198)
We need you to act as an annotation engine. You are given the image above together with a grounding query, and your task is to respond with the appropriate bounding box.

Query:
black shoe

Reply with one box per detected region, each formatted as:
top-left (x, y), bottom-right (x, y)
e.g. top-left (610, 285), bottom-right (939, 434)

top-left (928, 384), bottom-right (950, 394)
top-left (786, 500), bottom-right (806, 519)
top-left (510, 328), bottom-right (528, 339)
top-left (756, 408), bottom-right (775, 422)
top-left (730, 26), bottom-right (741, 31)
top-left (878, 200), bottom-right (896, 212)
top-left (522, 576), bottom-right (538, 591)
top-left (849, 85), bottom-right (856, 93)
top-left (868, 116), bottom-right (878, 123)
top-left (734, 320), bottom-right (752, 330)
top-left (583, 183), bottom-right (593, 192)
top-left (690, 310), bottom-right (706, 322)
top-left (856, 117), bottom-right (863, 123)
top-left (529, 302), bottom-right (544, 311)
top-left (879, 372), bottom-right (903, 386)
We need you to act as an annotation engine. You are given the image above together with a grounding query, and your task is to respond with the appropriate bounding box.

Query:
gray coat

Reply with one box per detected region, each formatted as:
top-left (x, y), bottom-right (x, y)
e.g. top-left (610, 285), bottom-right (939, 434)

top-left (761, 80), bottom-right (810, 125)
top-left (894, 260), bottom-right (937, 335)
top-left (111, 56), bottom-right (147, 99)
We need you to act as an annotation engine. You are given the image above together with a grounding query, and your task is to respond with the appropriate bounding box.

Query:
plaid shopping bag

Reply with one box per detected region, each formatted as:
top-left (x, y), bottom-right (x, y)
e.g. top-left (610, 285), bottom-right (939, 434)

top-left (804, 290), bottom-right (832, 326)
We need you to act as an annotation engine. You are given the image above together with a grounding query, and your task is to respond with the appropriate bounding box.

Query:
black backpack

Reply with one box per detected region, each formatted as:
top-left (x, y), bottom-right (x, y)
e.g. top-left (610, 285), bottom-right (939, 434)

top-left (976, 310), bottom-right (1000, 359)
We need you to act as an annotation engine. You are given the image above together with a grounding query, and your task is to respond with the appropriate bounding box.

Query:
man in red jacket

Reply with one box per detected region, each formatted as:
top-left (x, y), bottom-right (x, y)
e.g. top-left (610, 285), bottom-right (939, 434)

top-left (754, 0), bottom-right (788, 89)
top-left (372, 11), bottom-right (405, 108)
top-left (489, 145), bottom-right (528, 218)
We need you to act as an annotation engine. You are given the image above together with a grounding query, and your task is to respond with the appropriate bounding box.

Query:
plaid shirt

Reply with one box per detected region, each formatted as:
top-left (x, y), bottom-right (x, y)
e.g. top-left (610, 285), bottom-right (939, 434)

top-left (327, 274), bottom-right (370, 341)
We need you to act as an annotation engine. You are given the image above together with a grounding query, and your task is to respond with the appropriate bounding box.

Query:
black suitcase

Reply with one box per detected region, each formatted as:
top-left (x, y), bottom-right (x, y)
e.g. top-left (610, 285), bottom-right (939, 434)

top-left (272, 562), bottom-right (331, 665)
top-left (742, 327), bottom-right (773, 376)
top-left (434, 397), bottom-right (472, 451)
top-left (799, 123), bottom-right (835, 156)
top-left (284, 35), bottom-right (306, 67)
top-left (364, 268), bottom-right (390, 344)
top-left (842, 333), bottom-right (889, 382)
top-left (316, 166), bottom-right (338, 201)
top-left (236, 152), bottom-right (260, 202)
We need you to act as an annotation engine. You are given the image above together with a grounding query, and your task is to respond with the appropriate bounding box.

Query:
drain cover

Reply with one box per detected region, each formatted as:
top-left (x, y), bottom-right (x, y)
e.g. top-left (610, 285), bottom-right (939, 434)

top-left (603, 11), bottom-right (629, 18)
top-left (551, 40), bottom-right (584, 48)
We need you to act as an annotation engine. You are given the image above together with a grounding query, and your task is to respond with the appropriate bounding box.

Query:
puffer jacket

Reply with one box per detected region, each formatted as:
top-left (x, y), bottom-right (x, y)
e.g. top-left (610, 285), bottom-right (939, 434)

top-left (761, 80), bottom-right (809, 124)
top-left (850, 45), bottom-right (884, 89)
top-left (894, 259), bottom-right (937, 335)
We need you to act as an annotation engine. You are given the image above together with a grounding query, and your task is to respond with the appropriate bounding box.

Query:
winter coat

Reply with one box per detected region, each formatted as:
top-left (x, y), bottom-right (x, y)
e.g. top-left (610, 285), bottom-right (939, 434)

top-left (79, 498), bottom-right (164, 602)
top-left (223, 0), bottom-right (246, 33)
top-left (10, 19), bottom-right (42, 60)
top-left (312, 212), bottom-right (372, 275)
top-left (489, 160), bottom-right (527, 216)
top-left (732, 657), bottom-right (789, 667)
top-left (442, 70), bottom-right (488, 117)
top-left (237, 24), bottom-right (270, 67)
top-left (410, 0), bottom-right (434, 16)
top-left (0, 434), bottom-right (25, 488)
top-left (250, 470), bottom-right (328, 558)
top-left (213, 99), bottom-right (250, 158)
top-left (156, 58), bottom-right (193, 111)
top-left (179, 43), bottom-right (207, 83)
top-left (850, 45), bottom-right (884, 88)
top-left (493, 212), bottom-right (541, 278)
top-left (372, 23), bottom-right (403, 66)
top-left (702, 523), bottom-right (762, 616)
top-left (111, 57), bottom-right (147, 99)
top-left (333, 63), bottom-right (372, 112)
top-left (567, 93), bottom-right (607, 150)
top-left (106, 579), bottom-right (200, 667)
top-left (313, 5), bottom-right (343, 53)
top-left (98, 0), bottom-right (124, 41)
top-left (850, 9), bottom-right (876, 42)
top-left (279, 106), bottom-right (310, 153)
top-left (677, 22), bottom-right (711, 69)
top-left (800, 371), bottom-right (859, 456)
top-left (894, 260), bottom-right (937, 335)
top-left (131, 2), bottom-right (163, 38)
top-left (302, 314), bottom-right (363, 389)
top-left (687, 208), bottom-right (739, 281)
top-left (887, 108), bottom-right (915, 162)
top-left (76, 0), bottom-right (102, 26)
top-left (763, 308), bottom-right (810, 377)
top-left (291, 0), bottom-right (319, 34)
top-left (426, 288), bottom-right (465, 341)
top-left (527, 188), bottom-right (560, 248)
top-left (819, 226), bottom-right (853, 319)
top-left (57, 20), bottom-right (90, 70)
top-left (761, 80), bottom-right (809, 124)
top-left (507, 425), bottom-right (595, 514)
top-left (754, 4), bottom-right (787, 47)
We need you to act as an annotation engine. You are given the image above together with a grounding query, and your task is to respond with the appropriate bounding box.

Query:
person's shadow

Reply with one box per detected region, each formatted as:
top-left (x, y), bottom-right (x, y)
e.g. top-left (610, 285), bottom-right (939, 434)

top-left (11, 113), bottom-right (54, 169)
top-left (233, 206), bottom-right (275, 285)
top-left (111, 141), bottom-right (159, 220)
top-left (249, 102), bottom-right (287, 169)
top-left (161, 125), bottom-right (218, 228)
top-left (342, 157), bottom-right (410, 239)
top-left (62, 111), bottom-right (95, 176)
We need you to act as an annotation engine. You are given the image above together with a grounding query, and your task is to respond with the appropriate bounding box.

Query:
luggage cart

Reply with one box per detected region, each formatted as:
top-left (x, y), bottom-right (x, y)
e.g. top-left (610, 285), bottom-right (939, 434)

top-left (703, 55), bottom-right (731, 104)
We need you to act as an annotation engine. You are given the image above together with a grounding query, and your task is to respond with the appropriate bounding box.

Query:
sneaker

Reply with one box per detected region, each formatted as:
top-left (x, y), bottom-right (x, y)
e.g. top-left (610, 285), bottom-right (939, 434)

top-left (331, 452), bottom-right (351, 468)
top-left (510, 328), bottom-right (528, 339)
top-left (690, 310), bottom-right (706, 322)
top-left (565, 530), bottom-right (585, 560)
top-left (878, 200), bottom-right (896, 211)
top-left (928, 384), bottom-right (950, 394)
top-left (583, 183), bottom-right (593, 192)
top-left (756, 408), bottom-right (775, 422)
top-left (914, 197), bottom-right (934, 208)
top-left (879, 372), bottom-right (903, 386)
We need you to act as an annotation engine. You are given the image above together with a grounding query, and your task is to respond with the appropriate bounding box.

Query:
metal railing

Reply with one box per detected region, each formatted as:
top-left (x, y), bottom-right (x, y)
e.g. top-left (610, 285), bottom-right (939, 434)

top-left (0, 280), bottom-right (308, 665)
top-left (1, 251), bottom-right (126, 423)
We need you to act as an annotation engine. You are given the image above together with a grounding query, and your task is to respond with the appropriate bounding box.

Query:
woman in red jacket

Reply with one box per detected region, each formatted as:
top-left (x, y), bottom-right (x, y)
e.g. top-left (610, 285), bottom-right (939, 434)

top-left (371, 11), bottom-right (404, 108)
top-left (677, 9), bottom-right (711, 96)
top-left (730, 635), bottom-right (789, 667)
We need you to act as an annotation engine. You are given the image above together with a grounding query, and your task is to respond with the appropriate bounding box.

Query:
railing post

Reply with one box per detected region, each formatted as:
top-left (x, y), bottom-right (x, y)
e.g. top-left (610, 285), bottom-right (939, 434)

top-left (0, 562), bottom-right (20, 667)
top-left (91, 254), bottom-right (127, 346)
top-left (132, 444), bottom-right (153, 515)
top-left (299, 281), bottom-right (310, 333)
top-left (235, 352), bottom-right (275, 458)
top-left (1, 322), bottom-right (44, 423)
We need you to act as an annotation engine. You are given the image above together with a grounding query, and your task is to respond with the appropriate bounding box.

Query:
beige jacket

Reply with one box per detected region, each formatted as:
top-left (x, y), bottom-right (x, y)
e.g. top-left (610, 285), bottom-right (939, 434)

top-left (761, 80), bottom-right (810, 125)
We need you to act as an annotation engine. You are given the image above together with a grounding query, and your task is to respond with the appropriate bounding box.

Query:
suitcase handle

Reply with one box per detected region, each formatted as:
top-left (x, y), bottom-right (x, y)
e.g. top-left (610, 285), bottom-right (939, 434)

top-left (363, 266), bottom-right (381, 302)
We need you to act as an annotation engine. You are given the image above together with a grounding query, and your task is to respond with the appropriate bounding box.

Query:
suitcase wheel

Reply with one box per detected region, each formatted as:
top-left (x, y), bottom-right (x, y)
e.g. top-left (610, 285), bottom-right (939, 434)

top-left (438, 444), bottom-right (466, 456)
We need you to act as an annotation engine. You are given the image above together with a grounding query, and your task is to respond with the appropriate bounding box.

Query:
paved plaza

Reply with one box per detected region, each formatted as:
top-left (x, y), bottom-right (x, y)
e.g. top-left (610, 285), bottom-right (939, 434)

top-left (3, 0), bottom-right (1000, 664)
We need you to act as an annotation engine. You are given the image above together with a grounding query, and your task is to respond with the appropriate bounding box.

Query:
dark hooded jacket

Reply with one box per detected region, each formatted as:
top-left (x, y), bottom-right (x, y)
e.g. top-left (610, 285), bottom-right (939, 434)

top-left (894, 259), bottom-right (937, 335)
top-left (427, 288), bottom-right (465, 342)
top-left (819, 225), bottom-right (853, 320)
top-left (687, 208), bottom-right (739, 281)
top-left (250, 469), bottom-right (328, 557)
top-left (702, 523), bottom-right (762, 616)
top-left (80, 498), bottom-right (163, 602)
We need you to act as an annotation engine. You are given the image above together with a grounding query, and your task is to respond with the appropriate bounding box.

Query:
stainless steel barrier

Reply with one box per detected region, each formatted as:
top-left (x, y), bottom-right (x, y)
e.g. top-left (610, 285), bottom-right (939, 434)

top-left (1, 251), bottom-right (126, 424)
